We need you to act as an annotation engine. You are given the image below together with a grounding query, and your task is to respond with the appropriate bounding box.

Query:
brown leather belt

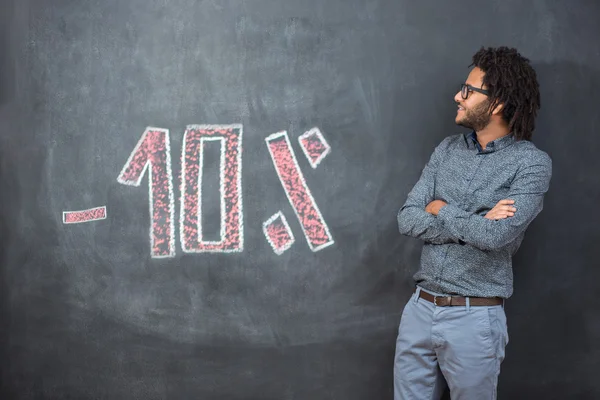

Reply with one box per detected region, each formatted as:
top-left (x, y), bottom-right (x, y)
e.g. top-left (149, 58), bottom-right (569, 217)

top-left (416, 289), bottom-right (503, 307)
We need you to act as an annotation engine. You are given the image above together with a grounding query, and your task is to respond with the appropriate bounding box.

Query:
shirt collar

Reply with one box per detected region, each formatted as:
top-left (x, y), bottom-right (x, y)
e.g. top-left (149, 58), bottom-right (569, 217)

top-left (466, 131), bottom-right (515, 153)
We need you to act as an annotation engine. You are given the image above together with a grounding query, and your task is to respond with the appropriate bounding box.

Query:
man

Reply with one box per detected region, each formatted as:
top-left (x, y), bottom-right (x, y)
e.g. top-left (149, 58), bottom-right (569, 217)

top-left (394, 46), bottom-right (552, 399)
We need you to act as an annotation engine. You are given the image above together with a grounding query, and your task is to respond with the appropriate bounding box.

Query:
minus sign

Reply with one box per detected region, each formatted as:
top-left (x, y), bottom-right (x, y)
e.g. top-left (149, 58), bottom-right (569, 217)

top-left (63, 206), bottom-right (107, 224)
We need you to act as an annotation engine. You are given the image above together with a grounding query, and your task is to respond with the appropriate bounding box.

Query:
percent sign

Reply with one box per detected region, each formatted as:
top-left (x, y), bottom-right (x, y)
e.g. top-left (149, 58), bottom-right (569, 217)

top-left (113, 124), bottom-right (333, 257)
top-left (263, 128), bottom-right (334, 255)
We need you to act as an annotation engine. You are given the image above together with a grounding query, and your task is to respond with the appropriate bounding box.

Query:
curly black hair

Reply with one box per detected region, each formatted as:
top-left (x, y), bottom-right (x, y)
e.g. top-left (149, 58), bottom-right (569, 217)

top-left (470, 46), bottom-right (540, 141)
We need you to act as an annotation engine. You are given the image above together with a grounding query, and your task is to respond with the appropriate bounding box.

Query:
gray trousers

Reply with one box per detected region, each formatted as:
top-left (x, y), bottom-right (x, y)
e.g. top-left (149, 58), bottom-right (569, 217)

top-left (393, 286), bottom-right (509, 400)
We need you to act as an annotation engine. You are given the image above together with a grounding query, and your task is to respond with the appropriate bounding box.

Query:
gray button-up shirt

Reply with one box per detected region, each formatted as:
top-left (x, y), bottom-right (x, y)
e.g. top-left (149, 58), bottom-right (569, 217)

top-left (397, 132), bottom-right (552, 298)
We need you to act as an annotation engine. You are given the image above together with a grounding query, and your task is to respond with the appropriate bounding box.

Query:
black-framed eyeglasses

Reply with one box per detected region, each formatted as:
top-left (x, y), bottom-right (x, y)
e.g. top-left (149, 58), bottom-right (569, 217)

top-left (460, 83), bottom-right (490, 99)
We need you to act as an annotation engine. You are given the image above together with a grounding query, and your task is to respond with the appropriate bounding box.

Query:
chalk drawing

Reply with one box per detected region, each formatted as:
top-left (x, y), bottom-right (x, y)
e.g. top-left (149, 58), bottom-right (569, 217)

top-left (265, 131), bottom-right (334, 252)
top-left (298, 127), bottom-right (331, 169)
top-left (118, 127), bottom-right (176, 258)
top-left (180, 125), bottom-right (243, 253)
top-left (263, 211), bottom-right (295, 255)
top-left (63, 206), bottom-right (107, 224)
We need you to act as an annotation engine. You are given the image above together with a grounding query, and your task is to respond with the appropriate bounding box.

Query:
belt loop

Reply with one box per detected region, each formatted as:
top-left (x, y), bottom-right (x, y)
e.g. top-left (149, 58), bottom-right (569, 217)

top-left (466, 297), bottom-right (471, 313)
top-left (414, 287), bottom-right (422, 304)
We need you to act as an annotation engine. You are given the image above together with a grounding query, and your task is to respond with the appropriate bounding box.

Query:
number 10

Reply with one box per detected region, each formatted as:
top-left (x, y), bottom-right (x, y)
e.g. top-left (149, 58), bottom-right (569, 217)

top-left (117, 125), bottom-right (243, 258)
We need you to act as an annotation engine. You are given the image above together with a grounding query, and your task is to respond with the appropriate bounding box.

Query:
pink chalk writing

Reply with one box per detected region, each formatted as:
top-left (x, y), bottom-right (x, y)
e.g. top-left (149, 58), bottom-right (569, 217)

top-left (265, 131), bottom-right (334, 252)
top-left (298, 127), bottom-right (331, 169)
top-left (118, 127), bottom-right (176, 258)
top-left (180, 125), bottom-right (243, 253)
top-left (63, 206), bottom-right (107, 224)
top-left (263, 211), bottom-right (295, 255)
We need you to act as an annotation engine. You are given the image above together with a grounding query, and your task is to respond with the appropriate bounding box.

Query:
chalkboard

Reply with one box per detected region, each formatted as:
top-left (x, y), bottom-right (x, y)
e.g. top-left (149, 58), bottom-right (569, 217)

top-left (1, 0), bottom-right (599, 398)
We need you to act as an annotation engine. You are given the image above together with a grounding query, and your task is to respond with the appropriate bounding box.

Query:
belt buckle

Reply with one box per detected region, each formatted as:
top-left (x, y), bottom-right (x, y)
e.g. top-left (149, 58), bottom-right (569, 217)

top-left (433, 296), bottom-right (452, 306)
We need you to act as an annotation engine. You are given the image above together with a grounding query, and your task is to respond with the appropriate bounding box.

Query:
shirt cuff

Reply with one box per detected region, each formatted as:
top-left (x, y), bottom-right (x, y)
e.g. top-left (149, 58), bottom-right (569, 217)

top-left (437, 204), bottom-right (467, 245)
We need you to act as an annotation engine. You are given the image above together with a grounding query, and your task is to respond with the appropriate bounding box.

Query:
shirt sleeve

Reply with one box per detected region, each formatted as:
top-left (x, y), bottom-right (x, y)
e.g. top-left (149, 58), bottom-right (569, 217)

top-left (436, 152), bottom-right (552, 251)
top-left (397, 136), bottom-right (459, 244)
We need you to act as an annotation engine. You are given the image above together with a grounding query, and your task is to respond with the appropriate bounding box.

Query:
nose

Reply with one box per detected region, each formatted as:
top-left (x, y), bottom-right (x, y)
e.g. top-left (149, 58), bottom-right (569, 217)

top-left (454, 91), bottom-right (463, 103)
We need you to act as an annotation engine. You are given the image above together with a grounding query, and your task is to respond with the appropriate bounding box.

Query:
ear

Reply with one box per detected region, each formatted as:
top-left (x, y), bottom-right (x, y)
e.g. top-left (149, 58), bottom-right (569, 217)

top-left (491, 101), bottom-right (504, 115)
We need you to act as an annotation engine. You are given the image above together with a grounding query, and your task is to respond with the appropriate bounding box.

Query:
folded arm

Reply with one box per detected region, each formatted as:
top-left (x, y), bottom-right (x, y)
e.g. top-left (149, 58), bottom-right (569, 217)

top-left (397, 137), bottom-right (458, 244)
top-left (436, 154), bottom-right (552, 251)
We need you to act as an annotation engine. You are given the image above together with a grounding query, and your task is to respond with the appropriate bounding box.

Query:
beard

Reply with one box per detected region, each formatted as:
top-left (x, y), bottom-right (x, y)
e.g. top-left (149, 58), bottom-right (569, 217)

top-left (456, 99), bottom-right (492, 131)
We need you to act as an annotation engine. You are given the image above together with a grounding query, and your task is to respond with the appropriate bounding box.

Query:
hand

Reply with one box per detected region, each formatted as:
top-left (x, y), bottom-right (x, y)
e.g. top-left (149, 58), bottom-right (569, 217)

top-left (425, 200), bottom-right (447, 216)
top-left (484, 199), bottom-right (516, 221)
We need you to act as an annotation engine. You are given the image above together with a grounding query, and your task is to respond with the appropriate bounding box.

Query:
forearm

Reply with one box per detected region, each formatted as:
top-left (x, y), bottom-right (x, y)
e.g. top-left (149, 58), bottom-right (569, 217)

top-left (398, 205), bottom-right (458, 244)
top-left (436, 157), bottom-right (552, 251)
top-left (396, 136), bottom-right (456, 244)
top-left (437, 200), bottom-right (542, 250)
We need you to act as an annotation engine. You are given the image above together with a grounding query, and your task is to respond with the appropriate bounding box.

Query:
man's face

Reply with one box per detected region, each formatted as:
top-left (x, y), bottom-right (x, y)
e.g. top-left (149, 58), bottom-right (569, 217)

top-left (454, 67), bottom-right (492, 131)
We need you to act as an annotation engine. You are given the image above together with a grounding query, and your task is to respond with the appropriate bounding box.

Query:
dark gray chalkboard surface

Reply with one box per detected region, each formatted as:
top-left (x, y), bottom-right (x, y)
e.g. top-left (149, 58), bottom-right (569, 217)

top-left (1, 0), bottom-right (599, 399)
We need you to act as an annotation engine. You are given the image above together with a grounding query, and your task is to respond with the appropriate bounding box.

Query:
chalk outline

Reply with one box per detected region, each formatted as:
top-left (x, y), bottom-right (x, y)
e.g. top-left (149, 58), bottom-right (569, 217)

top-left (117, 127), bottom-right (176, 259)
top-left (262, 211), bottom-right (295, 255)
top-left (62, 206), bottom-right (107, 224)
top-left (298, 127), bottom-right (331, 169)
top-left (180, 124), bottom-right (244, 253)
top-left (197, 136), bottom-right (226, 246)
top-left (265, 131), bottom-right (334, 252)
